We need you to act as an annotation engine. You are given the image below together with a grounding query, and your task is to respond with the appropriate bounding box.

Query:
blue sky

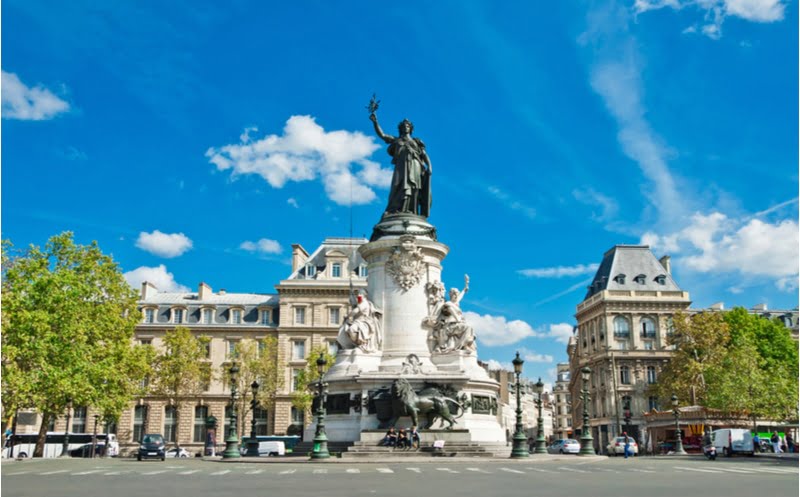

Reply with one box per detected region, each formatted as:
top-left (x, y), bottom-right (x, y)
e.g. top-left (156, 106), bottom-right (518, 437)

top-left (3, 0), bottom-right (798, 386)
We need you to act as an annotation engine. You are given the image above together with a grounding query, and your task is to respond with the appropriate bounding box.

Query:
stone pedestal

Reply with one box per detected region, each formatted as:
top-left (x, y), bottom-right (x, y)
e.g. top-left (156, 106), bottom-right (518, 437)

top-left (309, 214), bottom-right (504, 444)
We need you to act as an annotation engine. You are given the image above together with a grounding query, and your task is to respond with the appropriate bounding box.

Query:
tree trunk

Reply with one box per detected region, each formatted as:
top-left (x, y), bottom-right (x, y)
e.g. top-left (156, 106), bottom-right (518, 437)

top-left (174, 407), bottom-right (180, 449)
top-left (34, 413), bottom-right (51, 458)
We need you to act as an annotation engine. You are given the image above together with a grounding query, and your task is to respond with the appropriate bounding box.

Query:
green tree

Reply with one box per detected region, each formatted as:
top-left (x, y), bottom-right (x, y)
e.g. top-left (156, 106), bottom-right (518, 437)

top-left (2, 233), bottom-right (150, 456)
top-left (221, 337), bottom-right (283, 438)
top-left (149, 327), bottom-right (213, 448)
top-left (291, 345), bottom-right (335, 425)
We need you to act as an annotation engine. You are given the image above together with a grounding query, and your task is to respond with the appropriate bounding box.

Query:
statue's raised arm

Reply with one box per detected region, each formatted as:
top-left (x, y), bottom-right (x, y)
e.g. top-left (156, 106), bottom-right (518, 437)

top-left (369, 113), bottom-right (393, 144)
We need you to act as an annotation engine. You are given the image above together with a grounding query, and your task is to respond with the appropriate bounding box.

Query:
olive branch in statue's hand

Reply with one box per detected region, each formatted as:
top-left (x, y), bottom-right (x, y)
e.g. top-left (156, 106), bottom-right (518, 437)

top-left (366, 93), bottom-right (380, 115)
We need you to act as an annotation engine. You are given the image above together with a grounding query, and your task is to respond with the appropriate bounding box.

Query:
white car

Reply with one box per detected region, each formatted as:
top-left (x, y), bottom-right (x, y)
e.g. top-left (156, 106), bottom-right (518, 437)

top-left (547, 439), bottom-right (581, 454)
top-left (165, 447), bottom-right (191, 458)
top-left (607, 436), bottom-right (638, 456)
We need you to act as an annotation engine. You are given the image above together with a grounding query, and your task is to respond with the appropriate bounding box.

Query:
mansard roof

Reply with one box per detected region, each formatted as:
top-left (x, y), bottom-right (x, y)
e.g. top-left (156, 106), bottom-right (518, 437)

top-left (584, 245), bottom-right (682, 300)
top-left (286, 237), bottom-right (368, 281)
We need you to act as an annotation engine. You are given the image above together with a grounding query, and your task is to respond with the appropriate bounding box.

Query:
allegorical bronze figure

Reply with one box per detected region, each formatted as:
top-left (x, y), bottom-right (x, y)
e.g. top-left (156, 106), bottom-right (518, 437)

top-left (368, 96), bottom-right (432, 218)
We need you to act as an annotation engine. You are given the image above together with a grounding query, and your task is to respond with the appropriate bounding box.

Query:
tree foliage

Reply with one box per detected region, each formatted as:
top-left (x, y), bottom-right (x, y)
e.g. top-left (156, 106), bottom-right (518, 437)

top-left (220, 337), bottom-right (282, 438)
top-left (2, 233), bottom-right (150, 456)
top-left (290, 345), bottom-right (335, 424)
top-left (651, 309), bottom-right (799, 421)
top-left (149, 327), bottom-right (212, 447)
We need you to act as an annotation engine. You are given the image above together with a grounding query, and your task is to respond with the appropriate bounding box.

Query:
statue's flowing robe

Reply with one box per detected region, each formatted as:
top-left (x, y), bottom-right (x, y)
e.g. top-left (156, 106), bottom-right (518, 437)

top-left (385, 136), bottom-right (431, 217)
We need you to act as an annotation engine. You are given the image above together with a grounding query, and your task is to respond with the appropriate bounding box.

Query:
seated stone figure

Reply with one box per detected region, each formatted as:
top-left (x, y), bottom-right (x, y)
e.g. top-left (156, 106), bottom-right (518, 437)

top-left (423, 275), bottom-right (476, 354)
top-left (336, 290), bottom-right (383, 353)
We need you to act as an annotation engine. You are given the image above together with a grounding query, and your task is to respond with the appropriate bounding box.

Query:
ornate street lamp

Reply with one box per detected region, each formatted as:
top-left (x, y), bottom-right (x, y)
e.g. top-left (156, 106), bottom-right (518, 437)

top-left (222, 363), bottom-right (241, 459)
top-left (311, 352), bottom-right (330, 459)
top-left (61, 398), bottom-right (72, 457)
top-left (91, 414), bottom-right (99, 458)
top-left (671, 394), bottom-right (687, 455)
top-left (510, 352), bottom-right (529, 458)
top-left (579, 366), bottom-right (595, 456)
top-left (533, 377), bottom-right (547, 454)
top-left (247, 380), bottom-right (260, 457)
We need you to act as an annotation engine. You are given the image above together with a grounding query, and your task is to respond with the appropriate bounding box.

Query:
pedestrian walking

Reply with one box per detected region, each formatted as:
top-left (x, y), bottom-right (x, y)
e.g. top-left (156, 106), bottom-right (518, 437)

top-left (753, 433), bottom-right (761, 453)
top-left (786, 433), bottom-right (794, 453)
top-left (623, 432), bottom-right (631, 459)
top-left (771, 431), bottom-right (782, 453)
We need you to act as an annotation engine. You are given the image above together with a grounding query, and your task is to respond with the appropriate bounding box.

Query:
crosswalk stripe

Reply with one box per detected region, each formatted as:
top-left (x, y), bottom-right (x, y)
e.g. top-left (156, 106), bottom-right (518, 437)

top-left (467, 468), bottom-right (490, 473)
top-left (245, 470), bottom-right (264, 475)
top-left (177, 470), bottom-right (201, 475)
top-left (499, 468), bottom-right (525, 474)
top-left (437, 468), bottom-right (460, 473)
top-left (7, 472), bottom-right (31, 476)
top-left (558, 467), bottom-right (588, 473)
top-left (72, 470), bottom-right (102, 475)
top-left (280, 469), bottom-right (297, 474)
top-left (141, 470), bottom-right (168, 475)
top-left (628, 468), bottom-right (656, 473)
top-left (529, 467), bottom-right (557, 473)
top-left (210, 470), bottom-right (231, 476)
top-left (313, 469), bottom-right (328, 474)
top-left (674, 466), bottom-right (721, 473)
top-left (376, 468), bottom-right (394, 473)
top-left (754, 467), bottom-right (798, 474)
top-left (406, 468), bottom-right (421, 473)
top-left (103, 471), bottom-right (127, 476)
top-left (41, 470), bottom-right (69, 475)
top-left (702, 466), bottom-right (753, 473)
top-left (346, 468), bottom-right (360, 474)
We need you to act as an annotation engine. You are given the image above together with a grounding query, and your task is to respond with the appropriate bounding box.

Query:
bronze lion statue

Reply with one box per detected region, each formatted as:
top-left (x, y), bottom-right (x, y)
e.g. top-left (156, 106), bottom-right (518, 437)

top-left (388, 378), bottom-right (464, 430)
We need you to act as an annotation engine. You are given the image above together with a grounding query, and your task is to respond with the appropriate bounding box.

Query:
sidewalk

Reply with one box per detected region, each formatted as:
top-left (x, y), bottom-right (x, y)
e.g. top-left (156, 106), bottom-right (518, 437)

top-left (209, 453), bottom-right (608, 464)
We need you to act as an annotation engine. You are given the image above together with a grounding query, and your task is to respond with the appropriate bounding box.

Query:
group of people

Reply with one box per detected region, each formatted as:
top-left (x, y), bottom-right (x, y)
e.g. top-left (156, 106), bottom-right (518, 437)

top-left (755, 431), bottom-right (795, 453)
top-left (380, 426), bottom-right (421, 449)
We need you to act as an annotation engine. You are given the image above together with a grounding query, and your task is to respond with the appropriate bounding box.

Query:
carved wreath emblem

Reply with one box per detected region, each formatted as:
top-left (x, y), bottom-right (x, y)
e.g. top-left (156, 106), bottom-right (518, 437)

top-left (386, 235), bottom-right (425, 291)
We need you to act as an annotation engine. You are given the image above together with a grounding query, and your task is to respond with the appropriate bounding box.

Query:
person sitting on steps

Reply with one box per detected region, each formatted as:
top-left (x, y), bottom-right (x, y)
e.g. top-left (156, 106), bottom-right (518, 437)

top-left (381, 427), bottom-right (398, 447)
top-left (397, 428), bottom-right (410, 449)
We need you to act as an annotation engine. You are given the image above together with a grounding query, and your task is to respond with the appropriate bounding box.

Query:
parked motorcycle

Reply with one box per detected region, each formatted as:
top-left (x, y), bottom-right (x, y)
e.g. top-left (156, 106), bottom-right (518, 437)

top-left (703, 444), bottom-right (717, 460)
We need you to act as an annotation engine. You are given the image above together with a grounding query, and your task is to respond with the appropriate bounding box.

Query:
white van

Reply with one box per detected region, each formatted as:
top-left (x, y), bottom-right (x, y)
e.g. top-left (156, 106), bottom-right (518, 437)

top-left (712, 429), bottom-right (754, 457)
top-left (243, 441), bottom-right (285, 456)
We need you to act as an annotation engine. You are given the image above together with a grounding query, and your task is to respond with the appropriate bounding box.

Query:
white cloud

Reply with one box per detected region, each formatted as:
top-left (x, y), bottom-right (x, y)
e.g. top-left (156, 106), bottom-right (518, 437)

top-left (642, 212), bottom-right (799, 288)
top-left (572, 188), bottom-right (619, 222)
top-left (287, 198), bottom-right (299, 208)
top-left (240, 238), bottom-right (282, 255)
top-left (485, 359), bottom-right (512, 371)
top-left (123, 265), bottom-right (189, 293)
top-left (518, 263), bottom-right (599, 278)
top-left (135, 230), bottom-right (193, 258)
top-left (206, 116), bottom-right (391, 206)
top-left (545, 323), bottom-right (575, 344)
top-left (520, 348), bottom-right (554, 363)
top-left (487, 186), bottom-right (537, 220)
top-left (465, 311), bottom-right (540, 346)
top-left (635, 1), bottom-right (786, 39)
top-left (1, 71), bottom-right (70, 120)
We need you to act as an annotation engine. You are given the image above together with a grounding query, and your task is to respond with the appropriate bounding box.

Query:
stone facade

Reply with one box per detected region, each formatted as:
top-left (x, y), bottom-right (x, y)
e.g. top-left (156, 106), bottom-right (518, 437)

top-left (552, 363), bottom-right (572, 440)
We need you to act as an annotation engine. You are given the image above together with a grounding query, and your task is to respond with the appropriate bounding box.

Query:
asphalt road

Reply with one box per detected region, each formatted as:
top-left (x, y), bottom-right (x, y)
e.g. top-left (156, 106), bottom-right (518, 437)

top-left (2, 456), bottom-right (797, 497)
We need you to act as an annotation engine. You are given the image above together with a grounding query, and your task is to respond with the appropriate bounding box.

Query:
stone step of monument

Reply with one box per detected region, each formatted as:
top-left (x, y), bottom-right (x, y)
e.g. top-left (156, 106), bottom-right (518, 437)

top-left (290, 441), bottom-right (354, 456)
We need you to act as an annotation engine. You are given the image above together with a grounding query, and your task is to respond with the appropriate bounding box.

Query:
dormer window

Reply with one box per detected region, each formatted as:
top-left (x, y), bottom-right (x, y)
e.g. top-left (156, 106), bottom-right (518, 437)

top-left (634, 274), bottom-right (646, 284)
top-left (614, 274), bottom-right (626, 285)
top-left (332, 263), bottom-right (342, 278)
top-left (172, 307), bottom-right (186, 324)
top-left (260, 309), bottom-right (271, 326)
top-left (358, 264), bottom-right (368, 278)
top-left (230, 308), bottom-right (243, 325)
top-left (201, 308), bottom-right (214, 325)
top-left (304, 264), bottom-right (316, 278)
top-left (143, 308), bottom-right (156, 324)
top-left (655, 274), bottom-right (666, 285)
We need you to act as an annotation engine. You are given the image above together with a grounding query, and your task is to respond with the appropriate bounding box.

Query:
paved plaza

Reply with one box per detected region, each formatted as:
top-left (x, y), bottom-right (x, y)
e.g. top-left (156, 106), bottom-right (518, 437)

top-left (2, 456), bottom-right (797, 497)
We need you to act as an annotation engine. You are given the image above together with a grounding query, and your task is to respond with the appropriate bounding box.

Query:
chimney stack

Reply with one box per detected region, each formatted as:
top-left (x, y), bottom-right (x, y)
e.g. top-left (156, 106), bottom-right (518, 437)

top-left (292, 244), bottom-right (309, 273)
top-left (659, 255), bottom-right (672, 275)
top-left (198, 282), bottom-right (212, 300)
top-left (141, 281), bottom-right (158, 300)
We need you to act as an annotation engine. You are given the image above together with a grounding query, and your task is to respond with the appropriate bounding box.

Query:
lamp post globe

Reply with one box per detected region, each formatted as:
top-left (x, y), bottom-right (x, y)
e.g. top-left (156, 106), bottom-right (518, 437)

top-left (578, 366), bottom-right (595, 456)
top-left (222, 363), bottom-right (241, 459)
top-left (533, 377), bottom-right (548, 454)
top-left (510, 352), bottom-right (529, 458)
top-left (671, 394), bottom-right (687, 455)
top-left (246, 380), bottom-right (260, 457)
top-left (311, 352), bottom-right (330, 459)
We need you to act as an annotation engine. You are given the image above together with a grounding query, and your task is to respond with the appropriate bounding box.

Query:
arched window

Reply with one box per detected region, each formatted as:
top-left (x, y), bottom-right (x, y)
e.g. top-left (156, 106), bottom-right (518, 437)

top-left (613, 316), bottom-right (630, 338)
top-left (640, 317), bottom-right (656, 338)
top-left (620, 365), bottom-right (631, 385)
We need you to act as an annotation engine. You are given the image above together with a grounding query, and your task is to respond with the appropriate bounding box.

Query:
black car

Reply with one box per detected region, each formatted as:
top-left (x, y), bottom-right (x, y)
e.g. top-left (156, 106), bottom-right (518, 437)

top-left (137, 434), bottom-right (166, 461)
